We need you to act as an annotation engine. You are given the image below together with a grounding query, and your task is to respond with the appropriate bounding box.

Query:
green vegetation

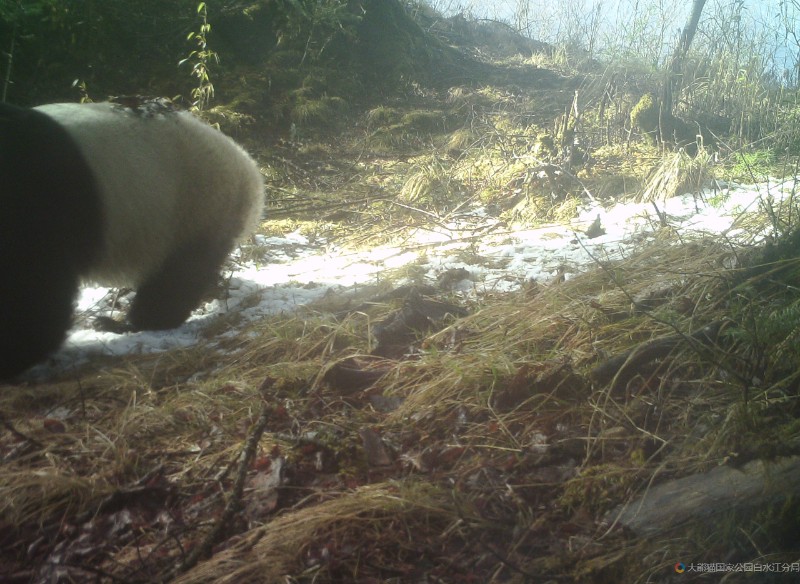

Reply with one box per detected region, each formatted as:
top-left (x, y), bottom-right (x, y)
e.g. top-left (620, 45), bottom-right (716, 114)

top-left (730, 149), bottom-right (780, 180)
top-left (181, 2), bottom-right (218, 111)
top-left (630, 92), bottom-right (659, 141)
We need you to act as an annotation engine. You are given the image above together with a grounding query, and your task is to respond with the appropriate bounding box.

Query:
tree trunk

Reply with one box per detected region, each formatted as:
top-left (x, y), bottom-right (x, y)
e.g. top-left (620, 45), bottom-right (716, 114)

top-left (660, 0), bottom-right (706, 128)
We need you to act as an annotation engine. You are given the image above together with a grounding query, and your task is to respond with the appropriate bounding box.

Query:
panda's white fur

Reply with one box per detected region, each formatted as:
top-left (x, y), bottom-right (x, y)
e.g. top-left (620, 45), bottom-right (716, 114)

top-left (0, 101), bottom-right (264, 380)
top-left (35, 102), bottom-right (264, 287)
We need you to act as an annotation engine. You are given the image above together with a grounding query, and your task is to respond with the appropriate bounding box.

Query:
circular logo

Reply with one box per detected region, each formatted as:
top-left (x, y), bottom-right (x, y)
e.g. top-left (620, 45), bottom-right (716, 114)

top-left (675, 562), bottom-right (686, 573)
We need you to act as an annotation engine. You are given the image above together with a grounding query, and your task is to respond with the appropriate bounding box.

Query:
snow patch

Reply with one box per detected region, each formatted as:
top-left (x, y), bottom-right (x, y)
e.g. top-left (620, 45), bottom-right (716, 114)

top-left (30, 180), bottom-right (791, 377)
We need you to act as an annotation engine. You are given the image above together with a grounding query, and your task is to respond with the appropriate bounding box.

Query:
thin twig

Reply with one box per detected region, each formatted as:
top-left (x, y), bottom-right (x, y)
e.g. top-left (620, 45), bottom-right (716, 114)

top-left (173, 383), bottom-right (274, 577)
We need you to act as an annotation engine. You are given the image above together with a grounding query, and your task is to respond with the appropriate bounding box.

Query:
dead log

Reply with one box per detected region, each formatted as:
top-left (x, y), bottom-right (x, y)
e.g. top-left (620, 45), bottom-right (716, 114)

top-left (589, 320), bottom-right (726, 393)
top-left (604, 456), bottom-right (800, 537)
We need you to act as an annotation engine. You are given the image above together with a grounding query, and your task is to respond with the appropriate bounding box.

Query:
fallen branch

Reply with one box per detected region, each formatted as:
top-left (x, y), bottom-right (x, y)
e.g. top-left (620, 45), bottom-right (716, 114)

top-left (605, 455), bottom-right (800, 537)
top-left (173, 379), bottom-right (274, 577)
top-left (590, 320), bottom-right (727, 393)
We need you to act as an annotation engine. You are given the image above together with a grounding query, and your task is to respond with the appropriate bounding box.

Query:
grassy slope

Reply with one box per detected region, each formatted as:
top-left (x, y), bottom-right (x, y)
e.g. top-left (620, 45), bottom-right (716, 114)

top-left (2, 9), bottom-right (800, 584)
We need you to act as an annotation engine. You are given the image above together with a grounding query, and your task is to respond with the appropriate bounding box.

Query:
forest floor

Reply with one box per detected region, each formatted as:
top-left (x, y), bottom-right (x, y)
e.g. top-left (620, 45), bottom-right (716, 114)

top-left (2, 12), bottom-right (800, 584)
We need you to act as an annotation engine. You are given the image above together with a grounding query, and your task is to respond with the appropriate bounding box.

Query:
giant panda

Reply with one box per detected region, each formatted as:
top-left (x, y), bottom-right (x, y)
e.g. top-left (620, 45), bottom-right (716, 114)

top-left (0, 99), bottom-right (264, 380)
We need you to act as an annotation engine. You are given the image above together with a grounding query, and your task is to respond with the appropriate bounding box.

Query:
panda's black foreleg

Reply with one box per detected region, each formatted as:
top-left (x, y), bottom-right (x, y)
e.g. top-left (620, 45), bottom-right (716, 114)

top-left (128, 237), bottom-right (234, 331)
top-left (0, 271), bottom-right (79, 380)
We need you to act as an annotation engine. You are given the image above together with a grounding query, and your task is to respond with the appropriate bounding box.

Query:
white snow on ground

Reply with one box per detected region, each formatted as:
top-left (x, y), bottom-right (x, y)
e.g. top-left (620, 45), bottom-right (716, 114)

top-left (29, 177), bottom-right (798, 377)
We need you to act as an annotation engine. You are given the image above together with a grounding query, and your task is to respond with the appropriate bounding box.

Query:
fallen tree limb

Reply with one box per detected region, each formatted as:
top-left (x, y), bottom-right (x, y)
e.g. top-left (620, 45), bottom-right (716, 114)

top-left (173, 379), bottom-right (275, 577)
top-left (604, 455), bottom-right (800, 537)
top-left (589, 320), bottom-right (727, 393)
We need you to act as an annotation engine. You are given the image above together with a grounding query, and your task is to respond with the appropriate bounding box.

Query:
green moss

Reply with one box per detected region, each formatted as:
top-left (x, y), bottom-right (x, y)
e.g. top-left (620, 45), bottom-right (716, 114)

top-left (631, 93), bottom-right (660, 140)
top-left (290, 95), bottom-right (348, 126)
top-left (533, 132), bottom-right (557, 158)
top-left (367, 106), bottom-right (401, 126)
top-left (728, 149), bottom-right (778, 180)
top-left (401, 109), bottom-right (446, 132)
top-left (446, 128), bottom-right (474, 154)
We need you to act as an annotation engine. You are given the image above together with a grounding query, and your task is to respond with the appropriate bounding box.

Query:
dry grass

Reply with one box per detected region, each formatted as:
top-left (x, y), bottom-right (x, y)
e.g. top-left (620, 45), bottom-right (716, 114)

top-left (174, 482), bottom-right (466, 583)
top-left (2, 207), bottom-right (799, 582)
top-left (638, 148), bottom-right (714, 204)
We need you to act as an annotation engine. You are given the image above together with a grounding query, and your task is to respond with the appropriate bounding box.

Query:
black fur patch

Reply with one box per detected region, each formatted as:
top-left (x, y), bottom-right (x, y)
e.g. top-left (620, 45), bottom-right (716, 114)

top-left (0, 103), bottom-right (104, 380)
top-left (128, 236), bottom-right (234, 331)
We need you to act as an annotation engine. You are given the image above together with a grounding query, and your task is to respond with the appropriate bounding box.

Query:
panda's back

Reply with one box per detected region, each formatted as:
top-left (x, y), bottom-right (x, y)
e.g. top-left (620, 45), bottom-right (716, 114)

top-left (34, 102), bottom-right (263, 287)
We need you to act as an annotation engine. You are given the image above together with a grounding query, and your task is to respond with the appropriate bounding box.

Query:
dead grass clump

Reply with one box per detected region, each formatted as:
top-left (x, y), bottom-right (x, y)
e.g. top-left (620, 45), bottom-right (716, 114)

top-left (579, 143), bottom-right (656, 199)
top-left (1, 471), bottom-right (110, 528)
top-left (380, 239), bottom-right (736, 454)
top-left (638, 147), bottom-right (715, 203)
top-left (398, 160), bottom-right (467, 210)
top-left (446, 127), bottom-right (476, 155)
top-left (291, 96), bottom-right (348, 127)
top-left (365, 105), bottom-right (400, 127)
top-left (351, 236), bottom-right (799, 576)
top-left (401, 109), bottom-right (446, 133)
top-left (174, 482), bottom-right (463, 584)
top-left (365, 126), bottom-right (407, 154)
